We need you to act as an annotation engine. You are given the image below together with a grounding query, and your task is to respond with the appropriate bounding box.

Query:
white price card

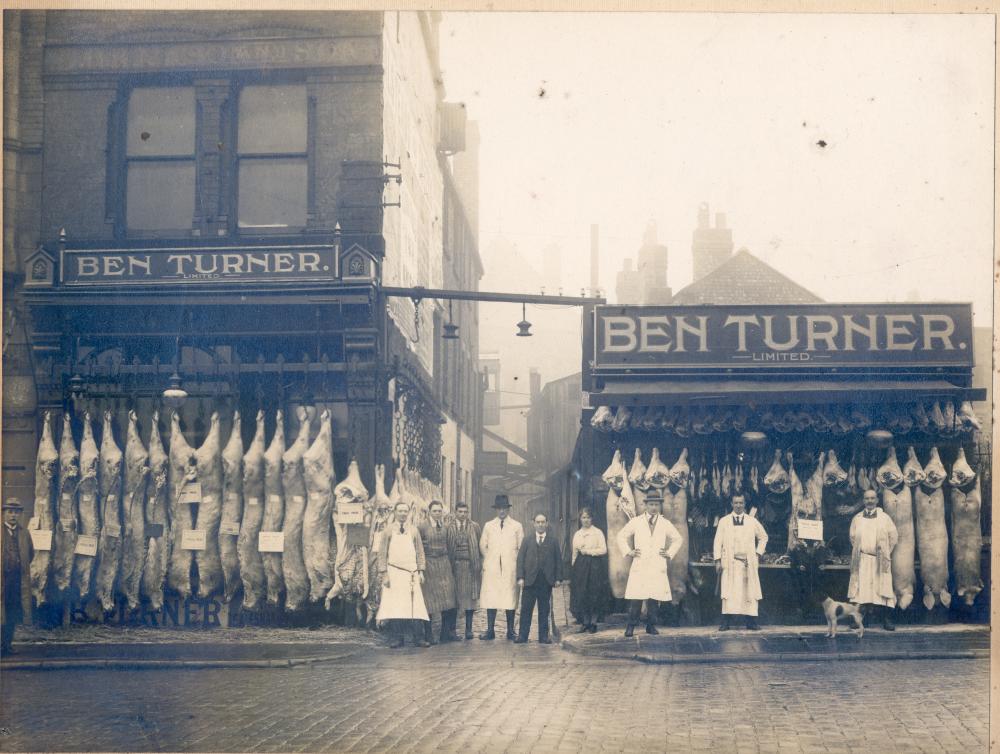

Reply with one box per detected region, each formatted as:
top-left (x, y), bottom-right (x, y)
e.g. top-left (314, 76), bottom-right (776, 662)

top-left (293, 495), bottom-right (305, 504)
top-left (219, 521), bottom-right (241, 536)
top-left (103, 523), bottom-right (121, 539)
top-left (335, 502), bottom-right (365, 524)
top-left (268, 494), bottom-right (281, 505)
top-left (181, 529), bottom-right (207, 550)
top-left (60, 520), bottom-right (76, 532)
top-left (74, 535), bottom-right (98, 557)
top-left (29, 529), bottom-right (53, 551)
top-left (797, 518), bottom-right (824, 541)
top-left (258, 531), bottom-right (285, 553)
top-left (247, 497), bottom-right (260, 507)
top-left (180, 483), bottom-right (202, 505)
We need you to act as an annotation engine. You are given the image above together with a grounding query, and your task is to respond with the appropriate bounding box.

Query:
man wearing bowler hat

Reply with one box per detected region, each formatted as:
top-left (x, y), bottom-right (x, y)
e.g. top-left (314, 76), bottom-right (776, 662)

top-left (2, 498), bottom-right (33, 656)
top-left (478, 495), bottom-right (523, 640)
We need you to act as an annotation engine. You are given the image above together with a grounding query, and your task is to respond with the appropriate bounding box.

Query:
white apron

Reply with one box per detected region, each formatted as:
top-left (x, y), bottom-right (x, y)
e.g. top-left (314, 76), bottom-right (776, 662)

top-left (616, 514), bottom-right (683, 602)
top-left (479, 517), bottom-right (523, 610)
top-left (714, 515), bottom-right (767, 616)
top-left (376, 528), bottom-right (430, 621)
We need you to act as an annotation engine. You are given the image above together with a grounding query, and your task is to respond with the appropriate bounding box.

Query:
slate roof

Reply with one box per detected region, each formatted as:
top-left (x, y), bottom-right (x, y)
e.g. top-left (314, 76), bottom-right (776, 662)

top-left (671, 248), bottom-right (823, 305)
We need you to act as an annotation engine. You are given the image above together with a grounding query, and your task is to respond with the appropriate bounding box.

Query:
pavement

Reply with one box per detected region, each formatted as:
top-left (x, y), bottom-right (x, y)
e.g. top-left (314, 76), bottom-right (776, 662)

top-left (0, 645), bottom-right (989, 753)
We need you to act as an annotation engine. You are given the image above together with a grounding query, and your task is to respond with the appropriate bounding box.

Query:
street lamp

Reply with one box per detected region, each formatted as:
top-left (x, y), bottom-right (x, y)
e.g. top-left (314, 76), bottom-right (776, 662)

top-left (515, 303), bottom-right (532, 337)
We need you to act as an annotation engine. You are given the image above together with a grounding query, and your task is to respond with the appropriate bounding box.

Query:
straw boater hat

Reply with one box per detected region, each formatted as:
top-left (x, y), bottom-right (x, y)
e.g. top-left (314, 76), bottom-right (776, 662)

top-left (2, 497), bottom-right (25, 511)
top-left (492, 494), bottom-right (512, 509)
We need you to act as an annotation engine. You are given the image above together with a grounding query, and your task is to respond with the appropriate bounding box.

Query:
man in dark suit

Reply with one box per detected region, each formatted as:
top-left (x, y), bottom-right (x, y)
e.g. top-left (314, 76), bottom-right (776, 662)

top-left (514, 513), bottom-right (563, 644)
top-left (2, 498), bottom-right (33, 656)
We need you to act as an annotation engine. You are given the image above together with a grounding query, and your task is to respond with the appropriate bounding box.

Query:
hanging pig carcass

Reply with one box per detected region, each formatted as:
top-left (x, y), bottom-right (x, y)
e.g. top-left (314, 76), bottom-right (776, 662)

top-left (603, 450), bottom-right (634, 599)
top-left (192, 412), bottom-right (224, 599)
top-left (72, 413), bottom-right (101, 600)
top-left (238, 410), bottom-right (267, 610)
top-left (913, 447), bottom-right (950, 610)
top-left (662, 449), bottom-right (690, 602)
top-left (141, 413), bottom-right (170, 612)
top-left (261, 410), bottom-right (286, 606)
top-left (167, 411), bottom-right (197, 599)
top-left (29, 412), bottom-right (59, 605)
top-left (950, 449), bottom-right (983, 606)
top-left (281, 408), bottom-right (312, 611)
top-left (53, 413), bottom-right (80, 595)
top-left (219, 411), bottom-right (245, 603)
top-left (120, 411), bottom-right (150, 611)
top-left (303, 409), bottom-right (336, 603)
top-left (878, 447), bottom-right (915, 610)
top-left (95, 411), bottom-right (125, 613)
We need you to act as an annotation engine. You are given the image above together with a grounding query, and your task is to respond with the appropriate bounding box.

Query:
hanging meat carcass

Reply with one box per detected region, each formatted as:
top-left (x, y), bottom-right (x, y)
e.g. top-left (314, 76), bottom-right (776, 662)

top-left (280, 408), bottom-right (312, 610)
top-left (611, 406), bottom-right (632, 433)
top-left (951, 475), bottom-right (983, 607)
top-left (850, 407), bottom-right (871, 429)
top-left (362, 463), bottom-right (393, 624)
top-left (627, 448), bottom-right (648, 514)
top-left (72, 414), bottom-right (100, 600)
top-left (763, 449), bottom-right (790, 495)
top-left (711, 407), bottom-right (734, 433)
top-left (658, 407), bottom-right (677, 432)
top-left (878, 447), bottom-right (914, 610)
top-left (590, 405), bottom-right (613, 431)
top-left (663, 451), bottom-right (690, 601)
top-left (141, 413), bottom-right (170, 612)
top-left (822, 449), bottom-right (848, 487)
top-left (219, 411), bottom-right (245, 603)
top-left (641, 407), bottom-right (662, 432)
top-left (911, 403), bottom-right (930, 432)
top-left (901, 446), bottom-right (925, 487)
top-left (914, 447), bottom-right (950, 610)
top-left (325, 459), bottom-right (370, 612)
top-left (732, 406), bottom-right (751, 432)
top-left (691, 407), bottom-right (712, 435)
top-left (928, 402), bottom-right (947, 432)
top-left (168, 411), bottom-right (196, 599)
top-left (261, 410), bottom-right (286, 605)
top-left (758, 408), bottom-right (776, 430)
top-left (949, 447), bottom-right (976, 487)
top-left (642, 448), bottom-right (669, 489)
top-left (720, 457), bottom-right (733, 498)
top-left (673, 408), bottom-right (692, 437)
top-left (29, 412), bottom-right (58, 605)
top-left (602, 449), bottom-right (626, 492)
top-left (606, 471), bottom-right (637, 599)
top-left (237, 410), bottom-right (267, 610)
top-left (941, 401), bottom-right (956, 433)
top-left (120, 411), bottom-right (150, 612)
top-left (957, 401), bottom-right (981, 432)
top-left (794, 407), bottom-right (812, 432)
top-left (303, 409), bottom-right (335, 603)
top-left (193, 412), bottom-right (224, 599)
top-left (788, 452), bottom-right (823, 550)
top-left (95, 411), bottom-right (125, 613)
top-left (785, 453), bottom-right (805, 552)
top-left (53, 413), bottom-right (80, 595)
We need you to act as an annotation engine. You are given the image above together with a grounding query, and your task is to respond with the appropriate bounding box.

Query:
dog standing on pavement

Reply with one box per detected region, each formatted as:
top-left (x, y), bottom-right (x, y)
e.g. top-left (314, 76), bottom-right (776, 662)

top-left (822, 597), bottom-right (864, 639)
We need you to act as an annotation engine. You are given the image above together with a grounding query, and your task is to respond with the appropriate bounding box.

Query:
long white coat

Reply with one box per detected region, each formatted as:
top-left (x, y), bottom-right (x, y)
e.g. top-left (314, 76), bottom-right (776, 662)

top-left (616, 514), bottom-right (683, 602)
top-left (479, 516), bottom-right (524, 610)
top-left (713, 513), bottom-right (768, 603)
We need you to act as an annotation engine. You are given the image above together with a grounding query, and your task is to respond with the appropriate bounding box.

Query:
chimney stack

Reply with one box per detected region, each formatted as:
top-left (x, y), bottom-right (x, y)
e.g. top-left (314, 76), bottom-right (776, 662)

top-left (590, 224), bottom-right (599, 296)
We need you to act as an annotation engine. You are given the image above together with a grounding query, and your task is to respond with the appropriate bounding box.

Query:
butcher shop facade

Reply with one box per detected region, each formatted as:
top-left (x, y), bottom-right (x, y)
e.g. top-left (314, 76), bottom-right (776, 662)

top-left (577, 302), bottom-right (989, 626)
top-left (3, 11), bottom-right (484, 629)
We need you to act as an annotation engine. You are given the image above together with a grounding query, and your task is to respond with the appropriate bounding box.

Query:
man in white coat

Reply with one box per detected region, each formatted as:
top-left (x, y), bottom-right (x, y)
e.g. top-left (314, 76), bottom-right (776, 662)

top-left (479, 495), bottom-right (524, 640)
top-left (848, 489), bottom-right (899, 631)
top-left (616, 491), bottom-right (683, 637)
top-left (714, 494), bottom-right (768, 631)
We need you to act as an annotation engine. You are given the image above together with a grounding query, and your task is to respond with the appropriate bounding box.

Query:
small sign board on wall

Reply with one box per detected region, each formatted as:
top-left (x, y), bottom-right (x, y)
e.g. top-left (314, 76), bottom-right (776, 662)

top-left (796, 518), bottom-right (824, 541)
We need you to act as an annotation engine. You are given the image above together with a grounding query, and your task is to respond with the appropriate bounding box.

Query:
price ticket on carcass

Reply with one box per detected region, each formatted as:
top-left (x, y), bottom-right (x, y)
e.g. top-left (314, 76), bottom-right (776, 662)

top-left (797, 518), bottom-right (823, 541)
top-left (180, 482), bottom-right (202, 505)
top-left (74, 535), bottom-right (98, 557)
top-left (29, 529), bottom-right (53, 551)
top-left (258, 531), bottom-right (285, 553)
top-left (181, 529), bottom-right (207, 550)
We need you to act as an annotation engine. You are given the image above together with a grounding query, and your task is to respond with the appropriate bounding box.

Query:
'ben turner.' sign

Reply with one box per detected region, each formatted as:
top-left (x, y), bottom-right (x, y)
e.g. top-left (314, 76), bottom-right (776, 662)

top-left (61, 245), bottom-right (337, 286)
top-left (592, 303), bottom-right (974, 372)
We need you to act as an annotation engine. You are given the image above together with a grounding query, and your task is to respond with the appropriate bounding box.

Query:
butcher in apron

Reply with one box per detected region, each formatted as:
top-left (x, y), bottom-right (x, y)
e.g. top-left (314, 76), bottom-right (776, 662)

top-left (376, 501), bottom-right (431, 648)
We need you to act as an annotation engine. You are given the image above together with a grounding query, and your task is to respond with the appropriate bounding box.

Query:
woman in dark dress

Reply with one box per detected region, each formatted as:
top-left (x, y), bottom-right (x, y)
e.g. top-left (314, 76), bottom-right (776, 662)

top-left (569, 507), bottom-right (610, 633)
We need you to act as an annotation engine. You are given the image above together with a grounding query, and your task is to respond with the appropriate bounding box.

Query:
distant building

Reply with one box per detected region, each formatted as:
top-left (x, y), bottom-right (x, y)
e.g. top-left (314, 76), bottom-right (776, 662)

top-left (672, 247), bottom-right (823, 305)
top-left (692, 202), bottom-right (735, 282)
top-left (636, 221), bottom-right (672, 304)
top-left (614, 258), bottom-right (642, 304)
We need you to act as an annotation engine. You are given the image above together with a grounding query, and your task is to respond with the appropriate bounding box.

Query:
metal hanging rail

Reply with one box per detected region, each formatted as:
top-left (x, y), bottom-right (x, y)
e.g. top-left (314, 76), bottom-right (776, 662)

top-left (379, 285), bottom-right (606, 306)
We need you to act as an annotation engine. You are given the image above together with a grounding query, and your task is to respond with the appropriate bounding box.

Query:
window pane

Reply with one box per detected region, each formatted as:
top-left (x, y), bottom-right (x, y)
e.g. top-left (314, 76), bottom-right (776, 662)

top-left (126, 162), bottom-right (195, 231)
top-left (126, 88), bottom-right (195, 157)
top-left (238, 158), bottom-right (307, 228)
top-left (238, 85), bottom-right (307, 154)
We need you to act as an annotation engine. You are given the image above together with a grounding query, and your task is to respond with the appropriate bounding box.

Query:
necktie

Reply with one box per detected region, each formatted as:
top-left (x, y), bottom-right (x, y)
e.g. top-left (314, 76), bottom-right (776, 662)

top-left (500, 519), bottom-right (504, 529)
top-left (649, 515), bottom-right (655, 527)
top-left (864, 510), bottom-right (876, 519)
top-left (538, 535), bottom-right (543, 545)
top-left (437, 522), bottom-right (442, 530)
top-left (734, 516), bottom-right (743, 526)
top-left (399, 524), bottom-right (405, 534)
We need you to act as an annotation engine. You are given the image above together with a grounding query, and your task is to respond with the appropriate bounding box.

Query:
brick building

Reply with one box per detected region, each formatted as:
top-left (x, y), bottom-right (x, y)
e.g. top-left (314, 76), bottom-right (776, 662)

top-left (2, 10), bottom-right (484, 510)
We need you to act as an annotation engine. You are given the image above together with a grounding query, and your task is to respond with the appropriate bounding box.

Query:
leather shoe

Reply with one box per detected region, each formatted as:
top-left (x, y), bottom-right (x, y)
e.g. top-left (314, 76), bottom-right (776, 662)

top-left (506, 632), bottom-right (516, 641)
top-left (719, 624), bottom-right (731, 632)
top-left (576, 625), bottom-right (590, 633)
top-left (539, 637), bottom-right (553, 644)
top-left (745, 621), bottom-right (760, 631)
top-left (479, 631), bottom-right (495, 641)
top-left (513, 637), bottom-right (527, 644)
top-left (464, 631), bottom-right (473, 640)
top-left (587, 624), bottom-right (598, 634)
top-left (389, 638), bottom-right (404, 649)
top-left (624, 625), bottom-right (635, 638)
top-left (417, 639), bottom-right (431, 648)
top-left (645, 625), bottom-right (659, 635)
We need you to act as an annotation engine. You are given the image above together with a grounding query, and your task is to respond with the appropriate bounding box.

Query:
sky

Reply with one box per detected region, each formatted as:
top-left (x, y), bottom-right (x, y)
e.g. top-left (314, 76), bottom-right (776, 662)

top-left (439, 11), bottom-right (995, 349)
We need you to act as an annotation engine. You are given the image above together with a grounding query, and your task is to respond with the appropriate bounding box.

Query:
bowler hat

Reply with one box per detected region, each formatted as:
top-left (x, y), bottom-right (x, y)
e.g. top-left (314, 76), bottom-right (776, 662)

top-left (2, 497), bottom-right (24, 511)
top-left (492, 494), bottom-right (512, 509)
top-left (643, 489), bottom-right (664, 502)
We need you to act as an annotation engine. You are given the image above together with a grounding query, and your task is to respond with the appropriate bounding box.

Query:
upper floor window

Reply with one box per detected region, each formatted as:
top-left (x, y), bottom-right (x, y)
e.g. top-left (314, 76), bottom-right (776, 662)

top-left (125, 87), bottom-right (196, 233)
top-left (236, 85), bottom-right (308, 230)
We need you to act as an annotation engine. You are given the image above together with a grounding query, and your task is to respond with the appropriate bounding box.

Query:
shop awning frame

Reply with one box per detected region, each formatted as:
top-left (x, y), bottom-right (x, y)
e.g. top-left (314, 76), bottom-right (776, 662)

top-left (589, 378), bottom-right (986, 407)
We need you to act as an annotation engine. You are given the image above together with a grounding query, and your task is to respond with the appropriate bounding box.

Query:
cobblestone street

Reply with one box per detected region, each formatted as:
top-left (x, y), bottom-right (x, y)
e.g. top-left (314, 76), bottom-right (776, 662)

top-left (1, 640), bottom-right (988, 754)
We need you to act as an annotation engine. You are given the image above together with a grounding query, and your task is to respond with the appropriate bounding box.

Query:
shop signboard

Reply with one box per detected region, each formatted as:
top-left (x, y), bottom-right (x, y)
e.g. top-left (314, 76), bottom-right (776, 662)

top-left (60, 244), bottom-right (338, 286)
top-left (591, 303), bottom-right (974, 373)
